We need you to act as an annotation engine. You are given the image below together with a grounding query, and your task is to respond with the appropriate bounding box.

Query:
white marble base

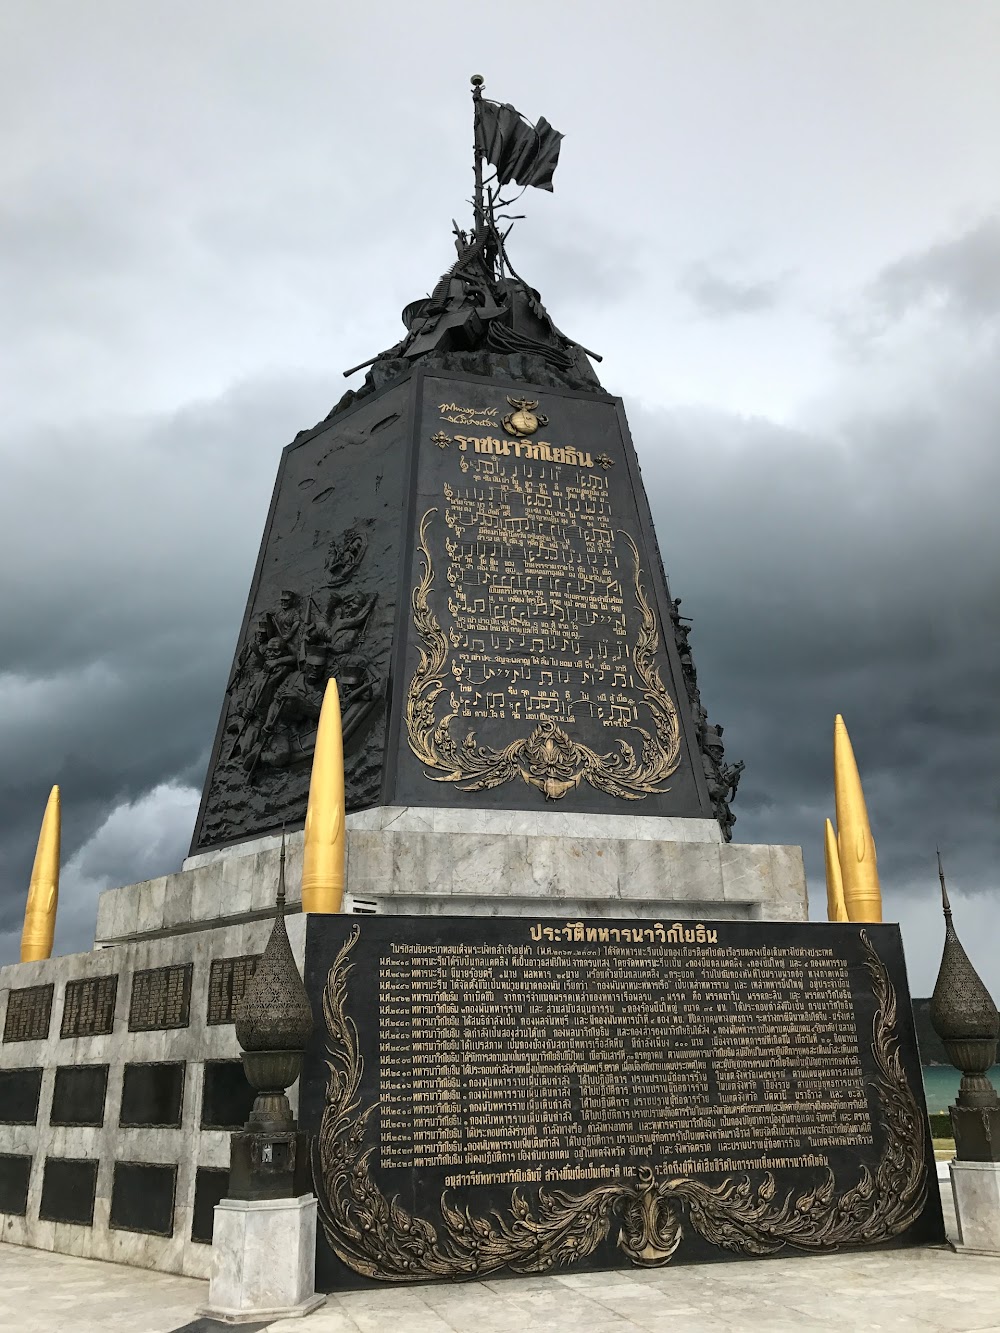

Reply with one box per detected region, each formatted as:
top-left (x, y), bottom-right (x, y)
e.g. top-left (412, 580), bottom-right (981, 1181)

top-left (203, 1194), bottom-right (323, 1321)
top-left (95, 805), bottom-right (807, 945)
top-left (949, 1159), bottom-right (1000, 1254)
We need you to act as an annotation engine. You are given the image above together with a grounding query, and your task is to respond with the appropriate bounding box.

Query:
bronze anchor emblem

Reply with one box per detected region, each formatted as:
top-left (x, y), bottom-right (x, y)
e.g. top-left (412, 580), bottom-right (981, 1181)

top-left (502, 395), bottom-right (548, 437)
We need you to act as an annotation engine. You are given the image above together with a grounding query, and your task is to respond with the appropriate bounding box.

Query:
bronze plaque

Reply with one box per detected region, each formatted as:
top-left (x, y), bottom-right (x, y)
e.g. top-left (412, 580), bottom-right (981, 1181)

top-left (391, 375), bottom-right (709, 817)
top-left (60, 976), bottom-right (118, 1039)
top-left (301, 915), bottom-right (943, 1289)
top-left (207, 954), bottom-right (261, 1025)
top-left (3, 984), bottom-right (53, 1043)
top-left (128, 963), bottom-right (193, 1032)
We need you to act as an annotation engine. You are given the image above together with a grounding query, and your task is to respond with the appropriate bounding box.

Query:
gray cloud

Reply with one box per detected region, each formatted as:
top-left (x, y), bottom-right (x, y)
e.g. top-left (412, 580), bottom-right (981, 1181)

top-left (869, 217), bottom-right (1000, 325)
top-left (679, 263), bottom-right (789, 317)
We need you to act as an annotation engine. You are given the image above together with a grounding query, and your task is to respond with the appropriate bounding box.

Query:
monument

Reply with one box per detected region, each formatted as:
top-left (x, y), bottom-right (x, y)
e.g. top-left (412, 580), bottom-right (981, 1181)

top-left (0, 81), bottom-right (945, 1291)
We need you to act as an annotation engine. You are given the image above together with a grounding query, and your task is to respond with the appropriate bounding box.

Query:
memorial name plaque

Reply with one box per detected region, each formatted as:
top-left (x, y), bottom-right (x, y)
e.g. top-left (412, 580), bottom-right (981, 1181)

top-left (39, 1157), bottom-right (98, 1227)
top-left (109, 1161), bottom-right (177, 1238)
top-left (51, 1064), bottom-right (109, 1127)
top-left (3, 984), bottom-right (54, 1043)
top-left (0, 1153), bottom-right (32, 1217)
top-left (128, 963), bottom-right (193, 1032)
top-left (301, 915), bottom-right (943, 1289)
top-left (0, 1068), bottom-right (43, 1124)
top-left (60, 976), bottom-right (118, 1039)
top-left (207, 954), bottom-right (261, 1026)
top-left (120, 1062), bottom-right (185, 1128)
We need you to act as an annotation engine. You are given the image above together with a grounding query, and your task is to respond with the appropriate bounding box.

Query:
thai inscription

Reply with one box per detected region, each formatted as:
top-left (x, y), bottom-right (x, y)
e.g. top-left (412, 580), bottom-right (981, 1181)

top-left (128, 964), bottom-right (193, 1032)
top-left (60, 976), bottom-right (118, 1039)
top-left (3, 984), bottom-right (53, 1043)
top-left (207, 955), bottom-right (261, 1026)
top-left (403, 388), bottom-right (688, 805)
top-left (377, 929), bottom-right (872, 1173)
top-left (302, 915), bottom-right (942, 1286)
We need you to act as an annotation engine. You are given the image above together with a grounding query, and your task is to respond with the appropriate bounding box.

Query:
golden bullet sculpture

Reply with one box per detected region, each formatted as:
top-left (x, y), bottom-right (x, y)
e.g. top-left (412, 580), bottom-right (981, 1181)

top-left (20, 785), bottom-right (61, 962)
top-left (833, 713), bottom-right (882, 923)
top-left (302, 679), bottom-right (346, 914)
top-left (824, 817), bottom-right (849, 922)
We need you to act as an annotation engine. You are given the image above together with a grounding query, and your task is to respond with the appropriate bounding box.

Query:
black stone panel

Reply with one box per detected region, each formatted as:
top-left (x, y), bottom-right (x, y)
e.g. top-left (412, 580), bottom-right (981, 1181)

top-left (201, 1060), bottom-right (255, 1130)
top-left (60, 975), bottom-right (118, 1038)
top-left (191, 1167), bottom-right (230, 1244)
top-left (119, 1062), bottom-right (185, 1128)
top-left (50, 1064), bottom-right (109, 1126)
top-left (300, 914), bottom-right (944, 1290)
top-left (39, 1157), bottom-right (98, 1226)
top-left (206, 955), bottom-right (261, 1025)
top-left (109, 1162), bottom-right (177, 1237)
top-left (3, 984), bottom-right (53, 1042)
top-left (190, 378), bottom-right (412, 853)
top-left (128, 963), bottom-right (193, 1031)
top-left (0, 1153), bottom-right (32, 1215)
top-left (0, 1068), bottom-right (43, 1124)
top-left (387, 372), bottom-right (712, 818)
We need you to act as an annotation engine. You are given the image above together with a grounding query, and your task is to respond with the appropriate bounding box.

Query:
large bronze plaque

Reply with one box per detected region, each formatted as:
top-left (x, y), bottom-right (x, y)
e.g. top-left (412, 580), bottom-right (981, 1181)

top-left (390, 374), bottom-right (709, 817)
top-left (60, 976), bottom-right (118, 1039)
top-left (127, 963), bottom-right (193, 1032)
top-left (3, 984), bottom-right (53, 1043)
top-left (300, 915), bottom-right (943, 1289)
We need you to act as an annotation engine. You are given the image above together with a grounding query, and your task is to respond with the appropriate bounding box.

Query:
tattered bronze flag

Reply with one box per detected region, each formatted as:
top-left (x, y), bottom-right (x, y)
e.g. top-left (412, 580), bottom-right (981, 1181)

top-left (476, 99), bottom-right (564, 192)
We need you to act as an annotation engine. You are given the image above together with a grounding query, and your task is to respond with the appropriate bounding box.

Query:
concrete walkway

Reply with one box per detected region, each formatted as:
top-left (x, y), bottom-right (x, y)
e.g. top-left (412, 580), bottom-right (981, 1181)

top-left (2, 1192), bottom-right (998, 1333)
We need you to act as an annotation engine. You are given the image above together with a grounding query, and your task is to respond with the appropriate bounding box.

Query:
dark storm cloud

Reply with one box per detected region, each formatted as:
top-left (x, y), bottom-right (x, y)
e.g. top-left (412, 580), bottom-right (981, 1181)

top-left (629, 311), bottom-right (1000, 978)
top-left (0, 375), bottom-right (336, 947)
top-left (678, 263), bottom-right (788, 317)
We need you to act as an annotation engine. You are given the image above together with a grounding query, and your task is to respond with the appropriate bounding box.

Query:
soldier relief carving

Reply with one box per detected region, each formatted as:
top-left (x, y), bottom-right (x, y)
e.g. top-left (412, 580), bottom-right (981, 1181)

top-left (225, 526), bottom-right (380, 775)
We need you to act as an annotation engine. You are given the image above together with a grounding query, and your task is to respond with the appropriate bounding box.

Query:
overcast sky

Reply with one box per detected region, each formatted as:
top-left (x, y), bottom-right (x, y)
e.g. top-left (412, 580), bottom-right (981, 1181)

top-left (2, 2), bottom-right (998, 998)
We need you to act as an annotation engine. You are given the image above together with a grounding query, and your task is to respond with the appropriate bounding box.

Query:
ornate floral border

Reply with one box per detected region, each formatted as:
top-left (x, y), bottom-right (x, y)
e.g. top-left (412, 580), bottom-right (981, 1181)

top-left (404, 509), bottom-right (681, 801)
top-left (313, 928), bottom-right (929, 1282)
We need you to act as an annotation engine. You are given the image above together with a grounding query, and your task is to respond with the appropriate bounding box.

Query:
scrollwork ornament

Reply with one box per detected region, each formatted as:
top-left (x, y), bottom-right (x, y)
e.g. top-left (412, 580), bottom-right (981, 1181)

top-left (313, 929), bottom-right (929, 1282)
top-left (404, 509), bottom-right (682, 801)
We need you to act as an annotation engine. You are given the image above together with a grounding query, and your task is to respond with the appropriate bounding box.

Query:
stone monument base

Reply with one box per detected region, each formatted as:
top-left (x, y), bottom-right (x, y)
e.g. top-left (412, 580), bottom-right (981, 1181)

top-left (949, 1160), bottom-right (1000, 1255)
top-left (202, 1193), bottom-right (324, 1322)
top-left (94, 806), bottom-right (808, 949)
top-left (0, 803), bottom-right (807, 1281)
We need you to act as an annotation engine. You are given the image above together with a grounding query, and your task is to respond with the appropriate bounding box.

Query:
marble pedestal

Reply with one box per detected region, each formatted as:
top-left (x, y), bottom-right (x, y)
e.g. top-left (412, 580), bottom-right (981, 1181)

top-left (95, 805), bottom-right (808, 949)
top-left (203, 1193), bottom-right (324, 1321)
top-left (949, 1160), bottom-right (1000, 1255)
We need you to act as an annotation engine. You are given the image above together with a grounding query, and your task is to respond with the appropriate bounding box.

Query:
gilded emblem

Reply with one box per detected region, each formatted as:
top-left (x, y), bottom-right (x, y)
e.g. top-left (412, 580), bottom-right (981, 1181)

top-left (502, 396), bottom-right (548, 437)
top-left (313, 929), bottom-right (929, 1281)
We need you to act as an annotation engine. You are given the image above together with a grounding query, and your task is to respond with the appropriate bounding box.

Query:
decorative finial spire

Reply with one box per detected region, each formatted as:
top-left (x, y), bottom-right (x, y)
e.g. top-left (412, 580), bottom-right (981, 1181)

top-left (277, 826), bottom-right (287, 913)
top-left (929, 852), bottom-right (999, 1122)
top-left (20, 785), bottom-right (61, 962)
top-left (937, 846), bottom-right (951, 920)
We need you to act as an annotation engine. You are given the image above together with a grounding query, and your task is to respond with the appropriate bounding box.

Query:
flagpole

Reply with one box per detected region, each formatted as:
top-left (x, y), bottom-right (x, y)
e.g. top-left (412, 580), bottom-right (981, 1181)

top-left (471, 75), bottom-right (486, 250)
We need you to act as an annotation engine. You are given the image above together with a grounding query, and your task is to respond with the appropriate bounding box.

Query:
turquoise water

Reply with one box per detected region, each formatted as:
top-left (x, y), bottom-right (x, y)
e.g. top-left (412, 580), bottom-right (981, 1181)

top-left (922, 1065), bottom-right (1000, 1114)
